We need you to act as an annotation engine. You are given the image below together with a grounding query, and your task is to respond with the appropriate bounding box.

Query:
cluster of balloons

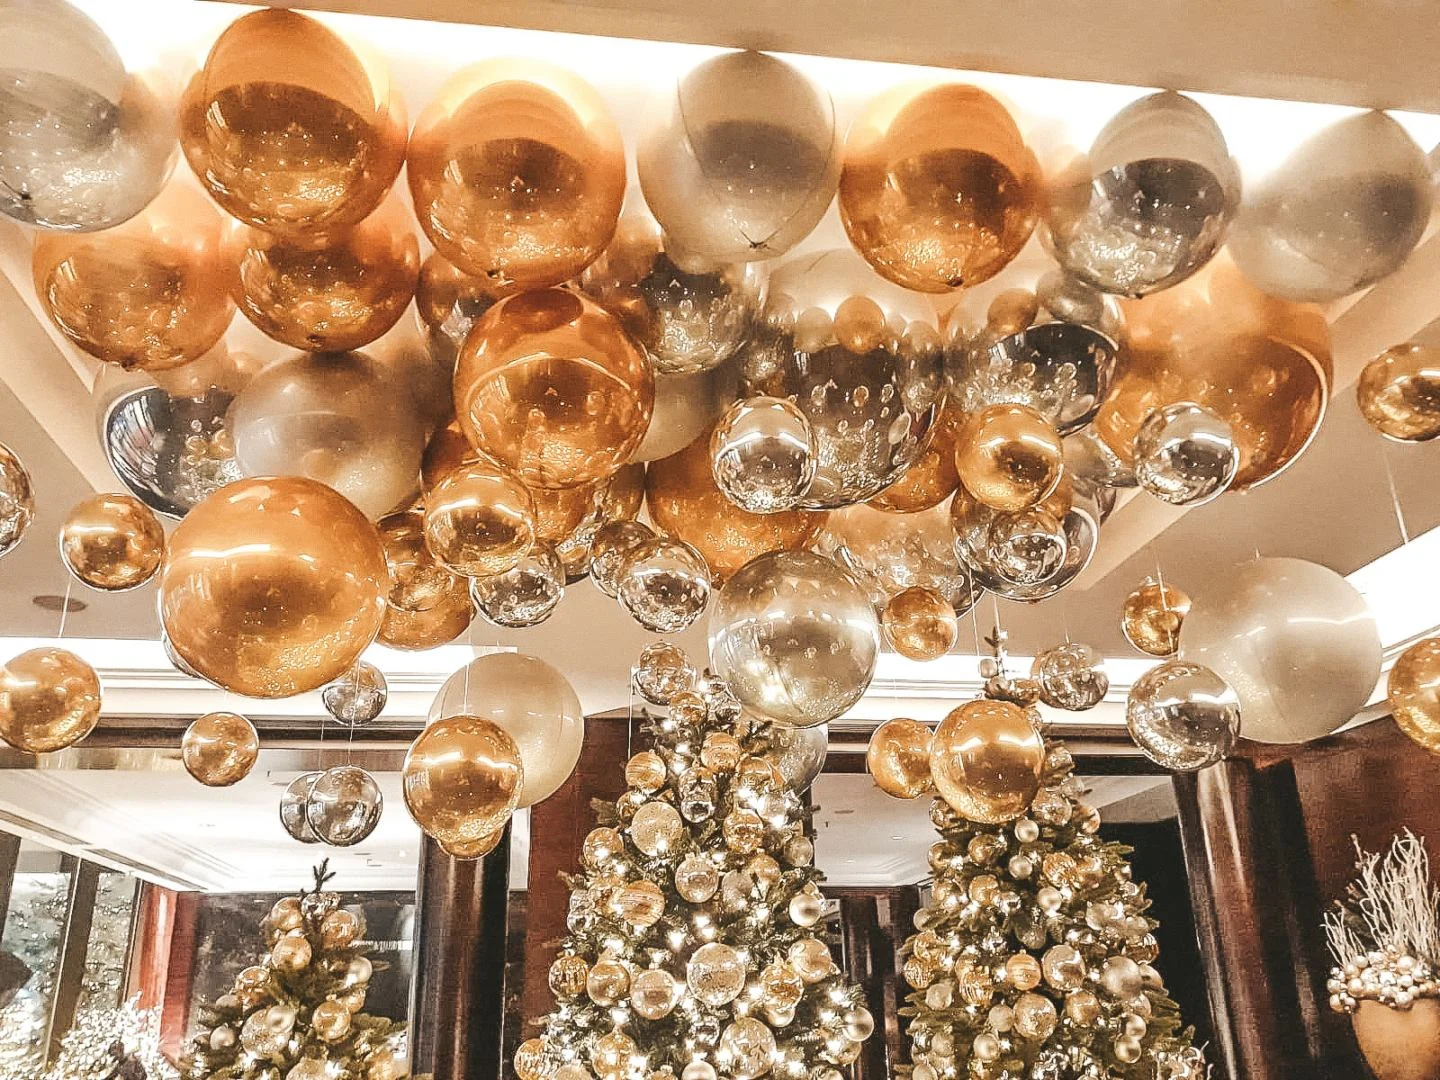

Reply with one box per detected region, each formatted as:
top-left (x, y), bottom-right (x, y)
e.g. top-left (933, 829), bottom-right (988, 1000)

top-left (281, 765), bottom-right (386, 848)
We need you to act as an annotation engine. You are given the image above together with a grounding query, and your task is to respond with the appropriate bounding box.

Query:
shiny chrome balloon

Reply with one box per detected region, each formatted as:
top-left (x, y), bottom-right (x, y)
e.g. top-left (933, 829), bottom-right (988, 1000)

top-left (1133, 402), bottom-right (1239, 506)
top-left (616, 536), bottom-right (711, 634)
top-left (101, 384), bottom-right (241, 519)
top-left (0, 440), bottom-right (34, 558)
top-left (710, 396), bottom-right (817, 513)
top-left (1031, 642), bottom-right (1109, 711)
top-left (472, 542), bottom-right (565, 628)
top-left (279, 772), bottom-right (322, 844)
top-left (305, 764), bottom-right (383, 847)
top-left (956, 322), bottom-right (1119, 435)
top-left (763, 722), bottom-right (828, 791)
top-left (953, 492), bottom-right (1102, 603)
top-left (1125, 659), bottom-right (1239, 771)
top-left (1063, 427), bottom-right (1137, 490)
top-left (321, 661), bottom-right (388, 726)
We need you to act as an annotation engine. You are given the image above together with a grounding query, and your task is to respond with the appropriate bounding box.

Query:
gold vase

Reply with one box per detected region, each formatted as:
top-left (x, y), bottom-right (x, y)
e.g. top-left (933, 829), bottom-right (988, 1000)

top-left (1353, 1000), bottom-right (1440, 1080)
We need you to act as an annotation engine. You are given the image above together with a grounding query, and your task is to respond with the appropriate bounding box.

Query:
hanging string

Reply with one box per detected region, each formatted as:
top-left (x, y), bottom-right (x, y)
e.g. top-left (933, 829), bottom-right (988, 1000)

top-left (1380, 444), bottom-right (1412, 546)
top-left (54, 577), bottom-right (74, 642)
top-left (1060, 597), bottom-right (1072, 645)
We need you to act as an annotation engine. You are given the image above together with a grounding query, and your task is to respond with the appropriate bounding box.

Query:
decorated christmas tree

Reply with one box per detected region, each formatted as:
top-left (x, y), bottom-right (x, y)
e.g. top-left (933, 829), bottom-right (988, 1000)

top-left (515, 645), bottom-right (874, 1080)
top-left (179, 863), bottom-right (407, 1080)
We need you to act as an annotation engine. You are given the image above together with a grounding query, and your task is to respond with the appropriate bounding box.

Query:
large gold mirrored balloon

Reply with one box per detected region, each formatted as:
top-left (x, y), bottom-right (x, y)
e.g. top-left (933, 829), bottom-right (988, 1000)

top-left (866, 717), bottom-right (933, 799)
top-left (402, 714), bottom-right (524, 858)
top-left (0, 647), bottom-right (101, 754)
top-left (455, 289), bottom-right (654, 490)
top-left (179, 8), bottom-right (406, 239)
top-left (0, 441), bottom-right (35, 559)
top-left (182, 710), bottom-right (259, 787)
top-left (1093, 255), bottom-right (1332, 489)
top-left (59, 492), bottom-right (164, 591)
top-left (840, 83), bottom-right (1039, 292)
top-left (33, 181), bottom-right (233, 371)
top-left (882, 586), bottom-right (958, 662)
top-left (1121, 579), bottom-right (1190, 657)
top-left (408, 59), bottom-right (624, 291)
top-left (159, 477), bottom-right (388, 698)
top-left (422, 461), bottom-right (535, 578)
top-left (1357, 343), bottom-right (1440, 442)
top-left (869, 404), bottom-right (964, 514)
top-left (1389, 638), bottom-right (1440, 752)
top-left (929, 699), bottom-right (1044, 823)
top-left (955, 403), bottom-right (1063, 512)
top-left (638, 50), bottom-right (840, 265)
top-left (227, 195), bottom-right (418, 352)
top-left (647, 424), bottom-right (825, 583)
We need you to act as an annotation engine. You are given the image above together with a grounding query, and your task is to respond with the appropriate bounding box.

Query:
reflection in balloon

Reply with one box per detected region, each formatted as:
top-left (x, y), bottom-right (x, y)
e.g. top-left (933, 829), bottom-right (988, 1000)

top-left (403, 714), bottom-right (524, 856)
top-left (321, 661), bottom-right (388, 726)
top-left (1126, 660), bottom-right (1239, 771)
top-left (822, 501), bottom-right (976, 614)
top-left (616, 536), bottom-right (711, 634)
top-left (0, 648), bottom-right (101, 753)
top-left (1356, 344), bottom-right (1440, 442)
top-left (59, 493), bottom-right (165, 591)
top-left (955, 403), bottom-right (1064, 512)
top-left (866, 718), bottom-right (933, 799)
top-left (473, 542), bottom-right (565, 628)
top-left (1121, 579), bottom-right (1190, 657)
top-left (710, 397), bottom-right (817, 513)
top-left (422, 461), bottom-right (536, 579)
top-left (0, 443), bottom-right (36, 559)
top-left (929, 699), bottom-right (1044, 823)
top-left (1132, 402), bottom-right (1239, 506)
top-left (590, 520), bottom-right (656, 599)
top-left (868, 404), bottom-right (964, 514)
top-left (182, 711), bottom-right (260, 787)
top-left (1032, 643), bottom-right (1109, 712)
top-left (951, 483), bottom-right (1100, 603)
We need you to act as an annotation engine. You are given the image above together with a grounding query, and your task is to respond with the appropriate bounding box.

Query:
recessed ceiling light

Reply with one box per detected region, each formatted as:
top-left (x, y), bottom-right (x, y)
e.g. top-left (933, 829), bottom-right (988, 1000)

top-left (32, 594), bottom-right (87, 613)
top-left (890, 835), bottom-right (904, 841)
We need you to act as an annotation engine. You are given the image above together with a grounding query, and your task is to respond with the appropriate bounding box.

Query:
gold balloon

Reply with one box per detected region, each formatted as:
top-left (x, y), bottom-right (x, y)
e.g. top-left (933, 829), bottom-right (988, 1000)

top-left (868, 403), bottom-right (965, 514)
top-left (422, 461), bottom-right (536, 578)
top-left (402, 714), bottom-right (524, 858)
top-left (1121, 579), bottom-right (1191, 657)
top-left (1357, 343), bottom-right (1440, 442)
top-left (646, 425), bottom-right (826, 582)
top-left (839, 83), bottom-right (1039, 292)
top-left (179, 9), bottom-right (407, 239)
top-left (227, 194), bottom-right (419, 352)
top-left (378, 593), bottom-right (475, 651)
top-left (0, 648), bottom-right (102, 754)
top-left (421, 421), bottom-right (477, 498)
top-left (1389, 637), bottom-right (1440, 752)
top-left (59, 493), bottom-right (164, 591)
top-left (160, 477), bottom-right (388, 698)
top-left (1094, 254), bottom-right (1332, 489)
top-left (378, 511), bottom-right (468, 613)
top-left (930, 699), bottom-right (1044, 824)
top-left (33, 181), bottom-right (233, 371)
top-left (311, 999), bottom-right (352, 1043)
top-left (882, 586), bottom-right (958, 661)
top-left (866, 717), bottom-right (933, 799)
top-left (455, 289), bottom-right (653, 490)
top-left (181, 711), bottom-right (259, 787)
top-left (407, 59), bottom-right (625, 291)
top-left (956, 403), bottom-right (1063, 512)
top-left (320, 909), bottom-right (361, 949)
top-left (531, 483), bottom-right (601, 544)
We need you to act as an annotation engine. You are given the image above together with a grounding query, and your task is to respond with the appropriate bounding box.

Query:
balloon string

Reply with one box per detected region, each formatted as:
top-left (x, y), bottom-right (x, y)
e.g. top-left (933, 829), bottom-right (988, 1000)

top-left (1150, 543), bottom-right (1170, 611)
top-left (55, 577), bottom-right (73, 642)
top-left (1380, 445), bottom-right (1412, 545)
top-left (627, 671), bottom-right (636, 760)
top-left (968, 604), bottom-right (982, 667)
top-left (1060, 598), bottom-right (1072, 645)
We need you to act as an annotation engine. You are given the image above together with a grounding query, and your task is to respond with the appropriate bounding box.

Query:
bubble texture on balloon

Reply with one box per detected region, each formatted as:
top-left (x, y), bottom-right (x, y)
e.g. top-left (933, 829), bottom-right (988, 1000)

top-left (868, 403), bottom-right (965, 514)
top-left (180, 9), bottom-right (407, 239)
top-left (820, 501), bottom-right (976, 614)
top-left (617, 536), bottom-right (711, 634)
top-left (762, 722), bottom-right (828, 790)
top-left (1125, 659), bottom-right (1239, 771)
top-left (408, 58), bottom-right (624, 290)
top-left (306, 765), bottom-right (383, 847)
top-left (0, 442), bottom-right (33, 559)
top-left (1031, 642), bottom-right (1109, 711)
top-left (631, 363), bottom-right (739, 464)
top-left (633, 642), bottom-right (696, 706)
top-left (710, 397), bottom-right (817, 513)
top-left (403, 713), bottom-right (523, 856)
top-left (59, 493), bottom-right (164, 591)
top-left (473, 542), bottom-right (565, 628)
top-left (1122, 579), bottom-right (1190, 657)
top-left (1356, 344), bottom-right (1440, 442)
top-left (1180, 557), bottom-right (1381, 744)
top-left (321, 661), bottom-right (387, 726)
top-left (929, 699), bottom-right (1044, 823)
top-left (741, 249), bottom-right (944, 507)
top-left (638, 51), bottom-right (839, 265)
top-left (1045, 92), bottom-right (1238, 297)
top-left (709, 550), bottom-right (879, 729)
top-left (951, 483), bottom-right (1100, 603)
top-left (591, 520), bottom-right (655, 598)
top-left (422, 461), bottom-right (536, 579)
top-left (840, 83), bottom-right (1039, 292)
top-left (0, 647), bottom-right (101, 754)
top-left (1133, 401), bottom-right (1239, 506)
top-left (279, 771), bottom-right (321, 843)
top-left (1389, 638), bottom-right (1440, 753)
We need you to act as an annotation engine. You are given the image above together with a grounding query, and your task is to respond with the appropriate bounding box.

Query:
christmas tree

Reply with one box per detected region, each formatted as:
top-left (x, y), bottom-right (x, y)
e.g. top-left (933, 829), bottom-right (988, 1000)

top-left (515, 649), bottom-right (874, 1080)
top-left (900, 740), bottom-right (1206, 1080)
top-left (179, 863), bottom-right (407, 1080)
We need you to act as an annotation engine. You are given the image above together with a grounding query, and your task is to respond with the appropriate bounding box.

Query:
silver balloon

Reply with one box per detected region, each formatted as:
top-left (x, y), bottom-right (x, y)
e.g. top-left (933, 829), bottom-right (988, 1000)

top-left (631, 362), bottom-right (738, 463)
top-left (279, 772), bottom-right (321, 844)
top-left (591, 520), bottom-right (655, 598)
top-left (472, 542), bottom-right (565, 628)
top-left (708, 550), bottom-right (880, 728)
top-left (1063, 427), bottom-right (1137, 490)
top-left (1031, 642), bottom-right (1109, 711)
top-left (742, 249), bottom-right (944, 508)
top-left (762, 721), bottom-right (828, 789)
top-left (1180, 557), bottom-right (1382, 744)
top-left (305, 765), bottom-right (383, 848)
top-left (1045, 92), bottom-right (1239, 297)
top-left (819, 502), bottom-right (977, 614)
top-left (985, 507), bottom-right (1070, 586)
top-left (1228, 110), bottom-right (1434, 302)
top-left (617, 536), bottom-right (711, 634)
top-left (953, 492), bottom-right (1101, 603)
top-left (0, 440), bottom-right (34, 558)
top-left (634, 641), bottom-right (697, 705)
top-left (321, 661), bottom-right (388, 726)
top-left (710, 396), bottom-right (816, 513)
top-left (1133, 401), bottom-right (1239, 506)
top-left (1125, 659), bottom-right (1240, 771)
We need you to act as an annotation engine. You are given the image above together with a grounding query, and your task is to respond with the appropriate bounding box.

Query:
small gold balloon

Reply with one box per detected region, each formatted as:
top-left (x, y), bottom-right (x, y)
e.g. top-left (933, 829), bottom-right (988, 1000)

top-left (930, 698), bottom-right (1044, 824)
top-left (402, 715), bottom-right (524, 857)
top-left (59, 493), bottom-right (164, 591)
top-left (311, 999), bottom-right (352, 1043)
top-left (1389, 637), bottom-right (1440, 751)
top-left (868, 403), bottom-right (965, 513)
top-left (320, 909), bottom-right (361, 950)
top-left (182, 711), bottom-right (259, 788)
top-left (421, 421), bottom-right (478, 498)
top-left (422, 461), bottom-right (536, 578)
top-left (378, 591), bottom-right (475, 651)
top-left (271, 932), bottom-right (312, 972)
top-left (1357, 343), bottom-right (1440, 442)
top-left (625, 750), bottom-right (667, 793)
top-left (882, 586), bottom-right (958, 661)
top-left (418, 253), bottom-right (501, 345)
top-left (0, 648), bottom-right (102, 754)
top-left (866, 718), bottom-right (933, 799)
top-left (378, 511), bottom-right (466, 614)
top-left (1121, 579), bottom-right (1191, 657)
top-left (955, 403), bottom-right (1063, 512)
top-left (549, 954), bottom-right (589, 998)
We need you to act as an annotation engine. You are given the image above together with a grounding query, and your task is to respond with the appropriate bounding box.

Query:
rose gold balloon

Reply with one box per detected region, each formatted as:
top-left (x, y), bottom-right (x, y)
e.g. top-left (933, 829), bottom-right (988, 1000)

top-left (840, 83), bottom-right (1039, 292)
top-left (866, 717), bottom-right (933, 799)
top-left (182, 711), bottom-right (260, 787)
top-left (1121, 579), bottom-right (1190, 657)
top-left (1357, 343), bottom-right (1440, 442)
top-left (882, 586), bottom-right (958, 661)
top-left (378, 510), bottom-right (467, 613)
top-left (1094, 254), bottom-right (1332, 489)
top-left (455, 289), bottom-right (653, 490)
top-left (868, 403), bottom-right (964, 513)
top-left (159, 477), bottom-right (388, 698)
top-left (530, 483), bottom-right (600, 544)
top-left (0, 648), bottom-right (101, 754)
top-left (227, 194), bottom-right (418, 352)
top-left (402, 714), bottom-right (524, 858)
top-left (408, 59), bottom-right (625, 291)
top-left (421, 421), bottom-right (477, 497)
top-left (1389, 637), bottom-right (1440, 752)
top-left (179, 9), bottom-right (407, 239)
top-left (422, 461), bottom-right (535, 578)
top-left (59, 493), bottom-right (164, 591)
top-left (33, 181), bottom-right (233, 371)
top-left (646, 425), bottom-right (826, 583)
top-left (930, 699), bottom-right (1044, 823)
top-left (378, 593), bottom-right (475, 651)
top-left (956, 403), bottom-right (1063, 511)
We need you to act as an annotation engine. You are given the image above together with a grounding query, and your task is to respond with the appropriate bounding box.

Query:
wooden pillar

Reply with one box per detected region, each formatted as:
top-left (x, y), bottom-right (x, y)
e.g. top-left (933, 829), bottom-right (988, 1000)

top-left (126, 883), bottom-right (179, 1011)
top-left (879, 887), bottom-right (921, 1068)
top-left (45, 857), bottom-right (99, 1062)
top-left (0, 829), bottom-right (19, 937)
top-left (159, 891), bottom-right (200, 1059)
top-left (838, 894), bottom-right (892, 1080)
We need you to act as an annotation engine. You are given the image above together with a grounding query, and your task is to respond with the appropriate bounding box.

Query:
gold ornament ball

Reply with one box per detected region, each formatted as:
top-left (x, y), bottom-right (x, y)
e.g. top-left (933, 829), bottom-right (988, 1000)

top-left (748, 853), bottom-right (782, 893)
top-left (1005, 953), bottom-right (1042, 991)
top-left (236, 965), bottom-right (269, 991)
top-left (1357, 343), bottom-right (1440, 442)
top-left (515, 1038), bottom-right (550, 1080)
top-left (866, 717), bottom-right (933, 799)
top-left (591, 1028), bottom-right (638, 1080)
top-left (0, 647), bottom-right (102, 754)
top-left (271, 932), bottom-right (312, 973)
top-left (555, 1066), bottom-right (592, 1080)
top-left (969, 874), bottom-right (1000, 905)
top-left (929, 698), bottom-right (1044, 824)
top-left (956, 403), bottom-right (1063, 512)
top-left (59, 493), bottom-right (164, 591)
top-left (789, 883), bottom-right (826, 927)
top-left (1041, 944), bottom-right (1087, 992)
top-left (719, 1017), bottom-right (777, 1080)
top-left (701, 731), bottom-right (743, 771)
top-left (765, 1004), bottom-right (795, 1028)
top-left (736, 755), bottom-right (784, 789)
top-left (1100, 955), bottom-right (1145, 999)
top-left (1114, 1035), bottom-right (1143, 1065)
top-left (182, 711), bottom-right (260, 788)
top-left (549, 954), bottom-right (589, 998)
top-left (321, 909), bottom-right (361, 950)
top-left (971, 1033), bottom-right (1001, 1062)
top-left (789, 938), bottom-right (836, 983)
top-left (583, 827), bottom-right (624, 868)
top-left (630, 800), bottom-right (685, 856)
top-left (1042, 851), bottom-right (1080, 888)
top-left (1389, 636), bottom-right (1440, 752)
top-left (586, 957), bottom-right (631, 1005)
top-left (783, 835), bottom-right (815, 867)
top-left (681, 1062), bottom-right (716, 1080)
top-left (903, 955), bottom-right (938, 990)
top-left (311, 999), bottom-right (351, 1043)
top-left (669, 690), bottom-right (709, 727)
top-left (269, 897), bottom-right (303, 932)
top-left (723, 809), bottom-right (766, 853)
top-left (882, 587), bottom-right (958, 662)
top-left (630, 968), bottom-right (678, 1020)
top-left (613, 880), bottom-right (666, 927)
top-left (761, 961), bottom-right (804, 1011)
top-left (1121, 579), bottom-right (1191, 657)
top-left (335, 986), bottom-right (366, 1013)
top-left (625, 750), bottom-right (668, 793)
top-left (843, 1006), bottom-right (875, 1042)
top-left (687, 942), bottom-right (746, 1006)
top-left (675, 853), bottom-right (720, 903)
top-left (1065, 989), bottom-right (1101, 1025)
top-left (954, 960), bottom-right (994, 1008)
top-left (1011, 992), bottom-right (1057, 1041)
top-left (369, 1047), bottom-right (408, 1080)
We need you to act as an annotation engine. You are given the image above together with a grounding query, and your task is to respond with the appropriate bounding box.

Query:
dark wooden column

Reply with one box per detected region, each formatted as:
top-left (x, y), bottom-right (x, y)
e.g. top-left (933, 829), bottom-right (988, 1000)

top-left (879, 887), bottom-right (920, 1068)
top-left (126, 882), bottom-right (179, 1011)
top-left (0, 829), bottom-right (20, 936)
top-left (45, 857), bottom-right (100, 1062)
top-left (837, 894), bottom-right (892, 1080)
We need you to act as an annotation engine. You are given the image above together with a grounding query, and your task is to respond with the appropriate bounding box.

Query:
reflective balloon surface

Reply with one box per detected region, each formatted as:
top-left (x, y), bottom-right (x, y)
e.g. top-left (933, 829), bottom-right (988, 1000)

top-left (408, 59), bottom-right (624, 289)
top-left (955, 403), bottom-right (1064, 512)
top-left (0, 442), bottom-right (34, 558)
top-left (590, 520), bottom-right (655, 598)
top-left (822, 501), bottom-right (976, 613)
top-left (473, 542), bottom-right (565, 628)
top-left (710, 397), bottom-right (816, 513)
top-left (180, 8), bottom-right (406, 239)
top-left (866, 717), bottom-right (933, 799)
top-left (378, 510), bottom-right (466, 613)
top-left (1122, 579), bottom-right (1190, 657)
top-left (1045, 92), bottom-right (1238, 297)
top-left (321, 661), bottom-right (387, 726)
top-left (709, 551), bottom-right (879, 728)
top-left (1125, 659), bottom-right (1239, 771)
top-left (1180, 557), bottom-right (1381, 744)
top-left (416, 253), bottom-right (498, 358)
top-left (929, 699), bottom-right (1044, 823)
top-left (306, 765), bottom-right (383, 847)
top-left (403, 714), bottom-right (524, 856)
top-left (638, 50), bottom-right (839, 264)
top-left (1389, 638), bottom-right (1440, 752)
top-left (59, 492), bottom-right (164, 591)
top-left (764, 722), bottom-right (829, 790)
top-left (1133, 402), bottom-right (1239, 506)
top-left (631, 363), bottom-right (738, 464)
top-left (1031, 642), bottom-right (1108, 711)
top-left (279, 772), bottom-right (321, 843)
top-left (0, 647), bottom-right (101, 754)
top-left (633, 642), bottom-right (696, 706)
top-left (422, 461), bottom-right (535, 579)
top-left (160, 477), bottom-right (388, 698)
top-left (1063, 427), bottom-right (1136, 491)
top-left (882, 586), bottom-right (958, 662)
top-left (868, 403), bottom-right (964, 514)
top-left (182, 711), bottom-right (259, 787)
top-left (1356, 344), bottom-right (1440, 442)
top-left (378, 590), bottom-right (474, 651)
top-left (840, 83), bottom-right (1039, 291)
top-left (616, 536), bottom-right (711, 634)
top-left (951, 482), bottom-right (1100, 603)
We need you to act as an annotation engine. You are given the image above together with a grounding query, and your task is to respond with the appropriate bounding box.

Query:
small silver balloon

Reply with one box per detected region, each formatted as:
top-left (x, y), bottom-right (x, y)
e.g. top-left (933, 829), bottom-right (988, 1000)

top-left (1133, 402), bottom-right (1239, 506)
top-left (305, 764), bottom-right (383, 847)
top-left (279, 772), bottom-right (322, 844)
top-left (472, 542), bottom-right (565, 628)
top-left (710, 396), bottom-right (817, 513)
top-left (321, 661), bottom-right (388, 726)
top-left (0, 441), bottom-right (35, 558)
top-left (763, 721), bottom-right (828, 790)
top-left (950, 322), bottom-right (1119, 435)
top-left (1126, 659), bottom-right (1240, 771)
top-left (617, 536), bottom-right (711, 634)
top-left (591, 520), bottom-right (655, 599)
top-left (985, 508), bottom-right (1070, 587)
top-left (634, 642), bottom-right (697, 705)
top-left (1031, 642), bottom-right (1109, 711)
top-left (953, 493), bottom-right (1101, 603)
